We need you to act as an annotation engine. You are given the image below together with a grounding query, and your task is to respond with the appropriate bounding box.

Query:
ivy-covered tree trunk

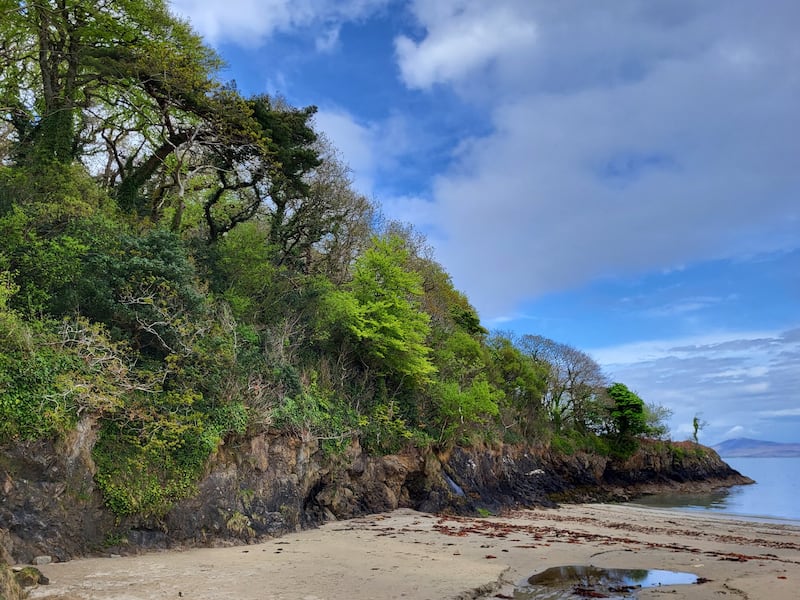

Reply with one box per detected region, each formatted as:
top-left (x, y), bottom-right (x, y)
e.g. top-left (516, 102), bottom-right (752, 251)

top-left (18, 1), bottom-right (84, 164)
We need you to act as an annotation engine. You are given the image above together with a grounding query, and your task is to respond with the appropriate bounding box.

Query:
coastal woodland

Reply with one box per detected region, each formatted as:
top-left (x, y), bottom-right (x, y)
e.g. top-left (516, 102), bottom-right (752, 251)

top-left (0, 0), bottom-right (672, 521)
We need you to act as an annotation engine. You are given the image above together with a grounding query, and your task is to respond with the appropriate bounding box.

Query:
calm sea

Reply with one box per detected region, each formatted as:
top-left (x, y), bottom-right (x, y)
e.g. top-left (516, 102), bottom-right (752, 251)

top-left (628, 456), bottom-right (800, 523)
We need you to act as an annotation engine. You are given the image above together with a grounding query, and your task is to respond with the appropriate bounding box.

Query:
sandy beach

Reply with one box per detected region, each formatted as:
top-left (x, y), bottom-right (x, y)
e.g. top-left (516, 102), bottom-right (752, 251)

top-left (27, 504), bottom-right (800, 599)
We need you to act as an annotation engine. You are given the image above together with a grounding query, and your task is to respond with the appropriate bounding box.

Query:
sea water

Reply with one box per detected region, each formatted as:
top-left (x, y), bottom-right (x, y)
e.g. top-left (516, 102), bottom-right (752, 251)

top-left (629, 456), bottom-right (800, 522)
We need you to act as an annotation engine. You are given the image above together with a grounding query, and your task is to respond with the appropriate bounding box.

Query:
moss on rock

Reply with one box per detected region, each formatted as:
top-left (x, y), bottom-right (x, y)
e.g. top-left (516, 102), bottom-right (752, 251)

top-left (0, 562), bottom-right (24, 600)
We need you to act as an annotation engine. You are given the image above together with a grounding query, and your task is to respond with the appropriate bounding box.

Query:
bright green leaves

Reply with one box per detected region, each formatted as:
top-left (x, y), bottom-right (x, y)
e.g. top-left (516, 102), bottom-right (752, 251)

top-left (605, 382), bottom-right (650, 457)
top-left (327, 235), bottom-right (435, 384)
top-left (0, 305), bottom-right (82, 441)
top-left (212, 221), bottom-right (279, 323)
top-left (432, 330), bottom-right (486, 385)
top-left (271, 377), bottom-right (357, 455)
top-left (430, 378), bottom-right (501, 446)
top-left (607, 382), bottom-right (648, 438)
top-left (8, 230), bottom-right (89, 315)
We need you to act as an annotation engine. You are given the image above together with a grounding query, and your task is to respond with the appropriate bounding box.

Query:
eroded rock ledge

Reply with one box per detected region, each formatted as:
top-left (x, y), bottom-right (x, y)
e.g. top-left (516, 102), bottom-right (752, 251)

top-left (0, 425), bottom-right (750, 563)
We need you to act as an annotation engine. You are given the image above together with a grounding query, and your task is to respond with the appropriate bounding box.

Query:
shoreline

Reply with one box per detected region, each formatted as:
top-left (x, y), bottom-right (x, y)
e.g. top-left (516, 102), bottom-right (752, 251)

top-left (28, 504), bottom-right (800, 600)
top-left (623, 500), bottom-right (800, 527)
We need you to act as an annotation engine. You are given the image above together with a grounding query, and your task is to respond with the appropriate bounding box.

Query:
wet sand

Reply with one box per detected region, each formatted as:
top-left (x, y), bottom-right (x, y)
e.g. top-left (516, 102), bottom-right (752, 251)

top-left (28, 504), bottom-right (800, 599)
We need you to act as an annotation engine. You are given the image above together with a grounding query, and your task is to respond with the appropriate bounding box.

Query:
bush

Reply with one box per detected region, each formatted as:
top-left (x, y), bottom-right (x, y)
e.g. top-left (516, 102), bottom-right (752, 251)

top-left (93, 391), bottom-right (246, 518)
top-left (0, 347), bottom-right (80, 441)
top-left (271, 379), bottom-right (357, 455)
top-left (359, 401), bottom-right (415, 455)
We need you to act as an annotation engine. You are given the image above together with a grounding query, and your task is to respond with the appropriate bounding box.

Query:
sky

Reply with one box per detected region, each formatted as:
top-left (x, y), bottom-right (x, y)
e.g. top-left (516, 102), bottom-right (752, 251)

top-left (169, 0), bottom-right (800, 444)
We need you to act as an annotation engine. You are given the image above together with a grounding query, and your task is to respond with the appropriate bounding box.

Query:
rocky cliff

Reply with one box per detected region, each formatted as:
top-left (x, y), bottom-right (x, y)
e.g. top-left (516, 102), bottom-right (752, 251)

top-left (0, 422), bottom-right (749, 564)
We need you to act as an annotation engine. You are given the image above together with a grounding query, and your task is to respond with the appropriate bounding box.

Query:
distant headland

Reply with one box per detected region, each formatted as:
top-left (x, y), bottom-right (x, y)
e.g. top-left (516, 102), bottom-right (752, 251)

top-left (712, 438), bottom-right (800, 457)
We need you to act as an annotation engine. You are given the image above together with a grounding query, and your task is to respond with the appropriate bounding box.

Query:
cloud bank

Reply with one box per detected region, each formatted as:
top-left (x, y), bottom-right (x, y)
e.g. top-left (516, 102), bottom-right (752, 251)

top-left (398, 0), bottom-right (800, 319)
top-left (592, 328), bottom-right (800, 443)
top-left (170, 0), bottom-right (389, 46)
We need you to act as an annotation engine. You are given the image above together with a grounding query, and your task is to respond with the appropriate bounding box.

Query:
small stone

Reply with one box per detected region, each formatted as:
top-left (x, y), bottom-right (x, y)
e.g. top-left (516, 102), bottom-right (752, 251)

top-left (32, 556), bottom-right (52, 565)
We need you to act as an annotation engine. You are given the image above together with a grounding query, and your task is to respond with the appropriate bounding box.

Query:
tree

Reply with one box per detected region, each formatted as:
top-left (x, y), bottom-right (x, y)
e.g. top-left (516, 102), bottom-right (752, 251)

top-left (486, 333), bottom-right (547, 441)
top-left (430, 377), bottom-right (501, 446)
top-left (644, 402), bottom-right (672, 439)
top-left (323, 235), bottom-right (435, 385)
top-left (692, 413), bottom-right (708, 443)
top-left (304, 141), bottom-right (375, 283)
top-left (0, 0), bottom-right (220, 168)
top-left (607, 383), bottom-right (648, 438)
top-left (519, 334), bottom-right (608, 434)
top-left (200, 95), bottom-right (322, 245)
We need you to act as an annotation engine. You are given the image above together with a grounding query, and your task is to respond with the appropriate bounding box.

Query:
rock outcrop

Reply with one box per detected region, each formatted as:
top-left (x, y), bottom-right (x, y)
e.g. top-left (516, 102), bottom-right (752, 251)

top-left (0, 422), bottom-right (749, 564)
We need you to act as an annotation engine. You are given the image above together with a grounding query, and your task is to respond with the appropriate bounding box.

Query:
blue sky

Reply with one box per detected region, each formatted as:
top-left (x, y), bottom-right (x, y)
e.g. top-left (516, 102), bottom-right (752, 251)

top-left (170, 1), bottom-right (800, 444)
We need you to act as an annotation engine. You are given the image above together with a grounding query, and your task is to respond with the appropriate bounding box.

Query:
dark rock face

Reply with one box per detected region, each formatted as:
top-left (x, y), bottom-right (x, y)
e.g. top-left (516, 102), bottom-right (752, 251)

top-left (600, 440), bottom-right (751, 491)
top-left (0, 427), bottom-right (749, 563)
top-left (442, 446), bottom-right (604, 510)
top-left (0, 418), bottom-right (115, 563)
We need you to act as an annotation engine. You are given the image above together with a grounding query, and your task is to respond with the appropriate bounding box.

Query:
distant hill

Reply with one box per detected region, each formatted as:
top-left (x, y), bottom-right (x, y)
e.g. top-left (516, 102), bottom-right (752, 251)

top-left (712, 438), bottom-right (800, 458)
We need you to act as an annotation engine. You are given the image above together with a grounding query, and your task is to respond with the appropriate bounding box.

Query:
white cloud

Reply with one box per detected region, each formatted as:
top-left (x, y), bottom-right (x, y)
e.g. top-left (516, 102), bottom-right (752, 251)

top-left (759, 408), bottom-right (800, 417)
top-left (590, 328), bottom-right (800, 444)
top-left (315, 25), bottom-right (342, 52)
top-left (170, 0), bottom-right (389, 46)
top-left (395, 1), bottom-right (537, 89)
top-left (590, 330), bottom-right (779, 366)
top-left (314, 109), bottom-right (378, 193)
top-left (313, 108), bottom-right (423, 208)
top-left (395, 1), bottom-right (800, 320)
top-left (722, 425), bottom-right (745, 439)
top-left (642, 296), bottom-right (726, 318)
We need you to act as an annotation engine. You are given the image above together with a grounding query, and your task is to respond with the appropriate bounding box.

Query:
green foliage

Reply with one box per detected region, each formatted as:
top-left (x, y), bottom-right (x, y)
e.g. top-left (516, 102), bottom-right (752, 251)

top-left (75, 227), bottom-right (205, 355)
top-left (0, 285), bottom-right (85, 440)
top-left (605, 382), bottom-right (649, 457)
top-left (550, 434), bottom-right (576, 455)
top-left (92, 391), bottom-right (244, 518)
top-left (551, 430), bottom-right (612, 457)
top-left (486, 334), bottom-right (548, 441)
top-left (0, 205), bottom-right (89, 315)
top-left (429, 378), bottom-right (501, 446)
top-left (607, 383), bottom-right (648, 438)
top-left (211, 221), bottom-right (278, 322)
top-left (0, 344), bottom-right (80, 441)
top-left (450, 304), bottom-right (488, 336)
top-left (644, 402), bottom-right (672, 439)
top-left (0, 271), bottom-right (31, 352)
top-left (692, 414), bottom-right (708, 443)
top-left (250, 96), bottom-right (320, 197)
top-left (0, 0), bottom-right (220, 169)
top-left (271, 378), bottom-right (356, 455)
top-left (432, 330), bottom-right (486, 385)
top-left (325, 235), bottom-right (435, 384)
top-left (663, 440), bottom-right (707, 462)
top-left (0, 165), bottom-right (122, 317)
top-left (0, 0), bottom-right (676, 523)
top-left (359, 401), bottom-right (416, 454)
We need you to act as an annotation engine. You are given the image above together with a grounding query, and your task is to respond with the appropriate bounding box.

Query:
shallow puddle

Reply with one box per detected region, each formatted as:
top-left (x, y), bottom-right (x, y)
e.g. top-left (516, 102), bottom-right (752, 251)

top-left (513, 565), bottom-right (699, 599)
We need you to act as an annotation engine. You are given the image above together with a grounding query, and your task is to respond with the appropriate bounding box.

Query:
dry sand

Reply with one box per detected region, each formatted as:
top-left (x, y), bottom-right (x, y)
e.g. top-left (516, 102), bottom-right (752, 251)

top-left (27, 504), bottom-right (800, 599)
